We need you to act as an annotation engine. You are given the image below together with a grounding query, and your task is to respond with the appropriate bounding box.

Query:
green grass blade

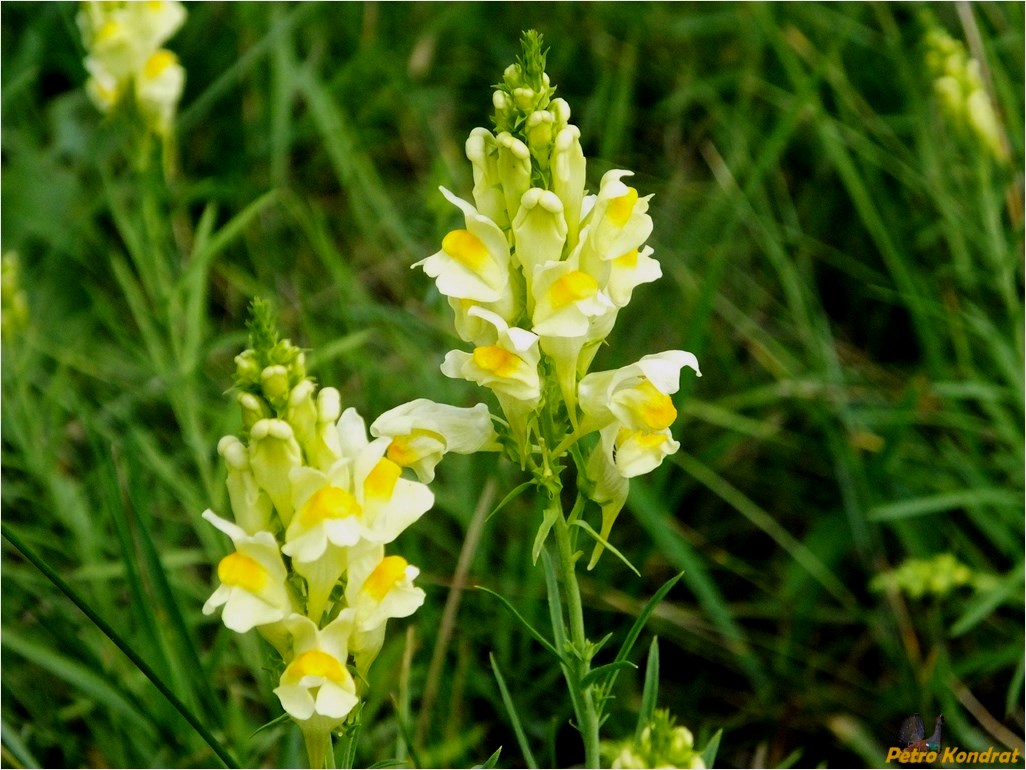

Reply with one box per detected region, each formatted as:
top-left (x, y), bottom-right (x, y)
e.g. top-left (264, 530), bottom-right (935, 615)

top-left (0, 523), bottom-right (240, 768)
top-left (489, 653), bottom-right (539, 770)
top-left (0, 629), bottom-right (158, 741)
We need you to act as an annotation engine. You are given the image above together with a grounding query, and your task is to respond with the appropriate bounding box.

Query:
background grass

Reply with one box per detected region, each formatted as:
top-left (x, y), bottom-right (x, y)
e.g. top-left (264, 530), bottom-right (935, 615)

top-left (2, 3), bottom-right (1023, 768)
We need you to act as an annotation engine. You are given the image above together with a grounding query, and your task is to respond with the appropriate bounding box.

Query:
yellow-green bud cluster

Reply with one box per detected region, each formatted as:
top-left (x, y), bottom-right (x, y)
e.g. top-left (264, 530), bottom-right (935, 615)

top-left (923, 24), bottom-right (1006, 162)
top-left (1, 252), bottom-right (29, 341)
top-left (870, 552), bottom-right (998, 599)
top-left (233, 299), bottom-right (309, 420)
top-left (602, 710), bottom-right (706, 769)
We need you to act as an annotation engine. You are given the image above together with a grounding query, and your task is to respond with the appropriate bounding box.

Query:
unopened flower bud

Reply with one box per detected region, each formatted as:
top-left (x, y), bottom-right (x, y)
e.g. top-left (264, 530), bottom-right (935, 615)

top-left (496, 132), bottom-right (532, 226)
top-left (549, 97), bottom-right (571, 129)
top-left (466, 127), bottom-right (508, 227)
top-left (261, 364), bottom-right (290, 400)
top-left (239, 392), bottom-right (271, 429)
top-left (551, 125), bottom-right (586, 249)
top-left (526, 110), bottom-right (555, 170)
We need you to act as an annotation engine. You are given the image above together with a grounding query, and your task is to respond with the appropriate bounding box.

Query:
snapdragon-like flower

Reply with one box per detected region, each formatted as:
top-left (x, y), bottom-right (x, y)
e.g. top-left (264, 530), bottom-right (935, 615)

top-left (370, 399), bottom-right (498, 482)
top-left (344, 544), bottom-right (426, 676)
top-left (201, 511), bottom-right (293, 633)
top-left (414, 188), bottom-right (513, 305)
top-left (414, 31), bottom-right (701, 560)
top-left (273, 613), bottom-right (360, 731)
top-left (201, 300), bottom-right (470, 761)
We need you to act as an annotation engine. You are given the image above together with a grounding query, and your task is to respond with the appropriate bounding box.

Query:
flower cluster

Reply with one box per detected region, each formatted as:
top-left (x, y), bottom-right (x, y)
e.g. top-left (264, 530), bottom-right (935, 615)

top-left (415, 31), bottom-right (700, 566)
top-left (202, 301), bottom-right (495, 747)
top-left (602, 710), bottom-right (706, 769)
top-left (870, 552), bottom-right (998, 599)
top-left (76, 1), bottom-right (187, 136)
top-left (924, 24), bottom-right (1006, 162)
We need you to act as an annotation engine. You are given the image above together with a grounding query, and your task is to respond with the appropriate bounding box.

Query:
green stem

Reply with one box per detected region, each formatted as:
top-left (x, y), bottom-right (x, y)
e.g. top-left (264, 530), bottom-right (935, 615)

top-left (552, 507), bottom-right (601, 768)
top-left (302, 726), bottom-right (334, 769)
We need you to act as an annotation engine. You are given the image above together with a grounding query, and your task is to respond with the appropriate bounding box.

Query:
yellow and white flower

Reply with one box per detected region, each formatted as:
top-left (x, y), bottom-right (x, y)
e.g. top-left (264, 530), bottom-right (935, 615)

top-left (580, 170), bottom-right (654, 280)
top-left (370, 398), bottom-right (498, 483)
top-left (77, 1), bottom-right (187, 133)
top-left (414, 188), bottom-right (512, 304)
top-left (283, 408), bottom-right (434, 619)
top-left (201, 511), bottom-right (293, 633)
top-left (578, 350), bottom-right (700, 435)
top-left (441, 309), bottom-right (542, 405)
top-left (344, 544), bottom-right (426, 676)
top-left (135, 48), bottom-right (185, 136)
top-left (578, 351), bottom-right (700, 566)
top-left (274, 613), bottom-right (360, 732)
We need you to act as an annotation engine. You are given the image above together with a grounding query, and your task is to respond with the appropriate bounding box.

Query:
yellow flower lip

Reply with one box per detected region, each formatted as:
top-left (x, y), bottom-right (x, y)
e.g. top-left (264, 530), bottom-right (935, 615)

top-left (364, 457), bottom-right (402, 500)
top-left (614, 248), bottom-right (639, 268)
top-left (387, 428), bottom-right (445, 467)
top-left (620, 380), bottom-right (676, 431)
top-left (299, 485), bottom-right (362, 527)
top-left (217, 551), bottom-right (267, 592)
top-left (607, 187), bottom-right (638, 227)
top-left (364, 555), bottom-right (409, 600)
top-left (144, 50), bottom-right (178, 79)
top-left (549, 270), bottom-right (598, 309)
top-left (442, 229), bottom-right (489, 271)
top-left (473, 345), bottom-right (521, 378)
top-left (286, 649), bottom-right (350, 684)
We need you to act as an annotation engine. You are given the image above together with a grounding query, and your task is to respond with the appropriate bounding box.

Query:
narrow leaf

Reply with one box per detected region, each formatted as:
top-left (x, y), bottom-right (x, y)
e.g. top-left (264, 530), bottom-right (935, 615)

top-left (532, 504), bottom-right (560, 565)
top-left (485, 481), bottom-right (534, 524)
top-left (472, 746), bottom-right (503, 769)
top-left (571, 518), bottom-right (640, 576)
top-left (614, 572), bottom-right (684, 666)
top-left (702, 729), bottom-right (723, 768)
top-left (635, 637), bottom-right (660, 743)
top-left (581, 660), bottom-right (637, 690)
top-left (476, 586), bottom-right (565, 664)
top-left (490, 653), bottom-right (539, 769)
top-left (0, 523), bottom-right (239, 768)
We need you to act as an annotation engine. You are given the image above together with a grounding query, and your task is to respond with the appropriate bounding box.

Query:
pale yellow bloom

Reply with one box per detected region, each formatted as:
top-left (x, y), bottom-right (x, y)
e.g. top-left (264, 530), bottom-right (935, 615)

top-left (201, 511), bottom-right (293, 632)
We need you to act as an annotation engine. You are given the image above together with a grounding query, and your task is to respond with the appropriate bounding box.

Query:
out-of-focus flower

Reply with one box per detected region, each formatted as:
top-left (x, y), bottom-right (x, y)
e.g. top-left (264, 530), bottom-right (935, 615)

top-left (924, 24), bottom-right (1007, 162)
top-left (603, 710), bottom-right (707, 769)
top-left (77, 1), bottom-right (187, 136)
top-left (1, 252), bottom-right (29, 341)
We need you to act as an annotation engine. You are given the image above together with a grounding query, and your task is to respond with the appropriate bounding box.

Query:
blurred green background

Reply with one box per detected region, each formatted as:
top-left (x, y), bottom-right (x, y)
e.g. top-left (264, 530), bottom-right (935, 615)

top-left (2, 3), bottom-right (1023, 768)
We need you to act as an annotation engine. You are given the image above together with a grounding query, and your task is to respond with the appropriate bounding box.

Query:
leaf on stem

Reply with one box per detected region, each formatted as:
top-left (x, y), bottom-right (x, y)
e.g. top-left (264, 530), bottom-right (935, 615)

top-left (531, 503), bottom-right (560, 564)
top-left (570, 518), bottom-right (640, 576)
top-left (476, 586), bottom-right (566, 664)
